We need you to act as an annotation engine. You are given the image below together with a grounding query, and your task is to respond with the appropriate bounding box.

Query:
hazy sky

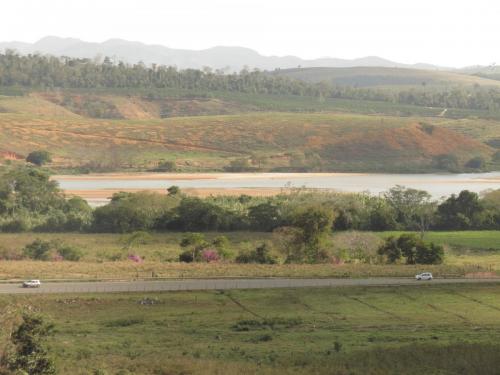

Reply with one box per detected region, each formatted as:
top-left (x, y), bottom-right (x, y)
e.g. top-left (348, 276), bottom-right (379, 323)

top-left (2, 0), bottom-right (499, 67)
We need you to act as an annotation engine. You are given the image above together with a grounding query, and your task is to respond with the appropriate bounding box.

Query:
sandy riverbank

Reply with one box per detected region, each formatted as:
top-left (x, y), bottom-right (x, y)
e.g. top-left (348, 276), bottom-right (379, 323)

top-left (52, 172), bottom-right (368, 181)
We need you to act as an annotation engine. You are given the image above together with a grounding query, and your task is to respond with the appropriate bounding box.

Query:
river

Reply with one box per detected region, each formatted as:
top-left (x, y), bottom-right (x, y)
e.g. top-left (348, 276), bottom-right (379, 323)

top-left (53, 172), bottom-right (500, 205)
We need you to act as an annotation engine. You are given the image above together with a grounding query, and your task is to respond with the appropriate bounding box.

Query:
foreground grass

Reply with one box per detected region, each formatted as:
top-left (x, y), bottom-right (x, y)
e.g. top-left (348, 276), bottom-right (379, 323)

top-left (2, 284), bottom-right (500, 374)
top-left (0, 231), bottom-right (498, 279)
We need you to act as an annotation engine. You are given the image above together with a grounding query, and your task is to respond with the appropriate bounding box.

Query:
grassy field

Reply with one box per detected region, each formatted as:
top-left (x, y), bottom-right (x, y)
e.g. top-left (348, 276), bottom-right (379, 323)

top-left (0, 93), bottom-right (496, 172)
top-left (379, 231), bottom-right (500, 251)
top-left (2, 284), bottom-right (500, 374)
top-left (271, 66), bottom-right (500, 88)
top-left (0, 231), bottom-right (498, 280)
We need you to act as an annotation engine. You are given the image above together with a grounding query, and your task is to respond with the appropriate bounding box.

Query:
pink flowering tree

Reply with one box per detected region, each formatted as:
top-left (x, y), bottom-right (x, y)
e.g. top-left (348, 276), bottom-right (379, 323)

top-left (200, 249), bottom-right (220, 263)
top-left (128, 254), bottom-right (143, 263)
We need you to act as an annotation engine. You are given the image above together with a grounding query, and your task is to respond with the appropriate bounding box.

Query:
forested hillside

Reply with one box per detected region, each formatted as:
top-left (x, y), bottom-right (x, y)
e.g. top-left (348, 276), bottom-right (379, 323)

top-left (2, 53), bottom-right (500, 111)
top-left (0, 52), bottom-right (499, 173)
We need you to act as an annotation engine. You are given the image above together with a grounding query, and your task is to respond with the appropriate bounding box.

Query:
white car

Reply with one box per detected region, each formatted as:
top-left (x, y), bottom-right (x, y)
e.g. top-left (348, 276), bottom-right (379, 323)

top-left (22, 280), bottom-right (41, 288)
top-left (415, 272), bottom-right (433, 281)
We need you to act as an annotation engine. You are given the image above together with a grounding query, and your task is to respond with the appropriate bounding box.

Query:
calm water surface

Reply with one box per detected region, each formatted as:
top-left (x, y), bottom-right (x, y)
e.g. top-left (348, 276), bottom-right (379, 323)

top-left (55, 172), bottom-right (500, 199)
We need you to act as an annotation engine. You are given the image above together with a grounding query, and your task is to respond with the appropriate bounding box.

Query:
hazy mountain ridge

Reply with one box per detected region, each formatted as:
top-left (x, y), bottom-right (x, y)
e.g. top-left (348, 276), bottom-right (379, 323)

top-left (0, 36), bottom-right (446, 71)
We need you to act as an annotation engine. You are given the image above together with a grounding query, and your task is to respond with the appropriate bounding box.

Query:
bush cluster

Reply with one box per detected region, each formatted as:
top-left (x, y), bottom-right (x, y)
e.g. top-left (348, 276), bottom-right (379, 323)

top-left (22, 239), bottom-right (83, 261)
top-left (377, 233), bottom-right (444, 265)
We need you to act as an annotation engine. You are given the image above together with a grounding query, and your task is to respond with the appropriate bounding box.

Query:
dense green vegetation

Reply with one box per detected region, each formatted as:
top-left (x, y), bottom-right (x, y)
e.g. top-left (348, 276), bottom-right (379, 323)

top-left (91, 186), bottom-right (500, 235)
top-left (0, 166), bottom-right (498, 267)
top-left (0, 166), bottom-right (92, 232)
top-left (2, 313), bottom-right (56, 374)
top-left (377, 233), bottom-right (444, 265)
top-left (1, 285), bottom-right (500, 374)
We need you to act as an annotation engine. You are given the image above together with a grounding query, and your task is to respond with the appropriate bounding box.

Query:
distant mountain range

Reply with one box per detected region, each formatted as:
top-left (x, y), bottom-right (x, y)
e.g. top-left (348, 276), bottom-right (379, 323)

top-left (0, 36), bottom-right (447, 72)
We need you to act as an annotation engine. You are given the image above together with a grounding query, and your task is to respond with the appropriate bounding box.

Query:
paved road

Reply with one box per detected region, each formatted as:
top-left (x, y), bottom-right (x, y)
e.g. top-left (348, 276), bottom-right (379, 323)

top-left (1, 277), bottom-right (499, 294)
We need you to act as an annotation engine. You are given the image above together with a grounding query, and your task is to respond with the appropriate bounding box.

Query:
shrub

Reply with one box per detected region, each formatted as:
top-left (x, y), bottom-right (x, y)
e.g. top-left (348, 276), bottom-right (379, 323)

top-left (178, 232), bottom-right (208, 262)
top-left (104, 318), bottom-right (144, 327)
top-left (167, 185), bottom-right (180, 195)
top-left (179, 250), bottom-right (194, 263)
top-left (377, 236), bottom-right (402, 263)
top-left (378, 234), bottom-right (444, 265)
top-left (6, 313), bottom-right (56, 375)
top-left (232, 317), bottom-right (302, 331)
top-left (212, 235), bottom-right (233, 259)
top-left (154, 160), bottom-right (176, 172)
top-left (0, 246), bottom-right (24, 260)
top-left (251, 334), bottom-right (273, 343)
top-left (415, 242), bottom-right (444, 264)
top-left (23, 239), bottom-right (52, 260)
top-left (26, 150), bottom-right (52, 166)
top-left (225, 158), bottom-right (255, 172)
top-left (236, 243), bottom-right (278, 264)
top-left (180, 233), bottom-right (207, 248)
top-left (465, 156), bottom-right (486, 169)
top-left (397, 233), bottom-right (419, 264)
top-left (127, 254), bottom-right (143, 263)
top-left (23, 239), bottom-right (84, 262)
top-left (280, 206), bottom-right (335, 263)
top-left (57, 245), bottom-right (83, 261)
top-left (334, 341), bottom-right (342, 352)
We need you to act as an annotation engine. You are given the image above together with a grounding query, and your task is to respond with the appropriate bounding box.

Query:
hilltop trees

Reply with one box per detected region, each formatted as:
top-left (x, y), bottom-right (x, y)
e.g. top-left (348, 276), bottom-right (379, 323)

top-left (2, 52), bottom-right (500, 112)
